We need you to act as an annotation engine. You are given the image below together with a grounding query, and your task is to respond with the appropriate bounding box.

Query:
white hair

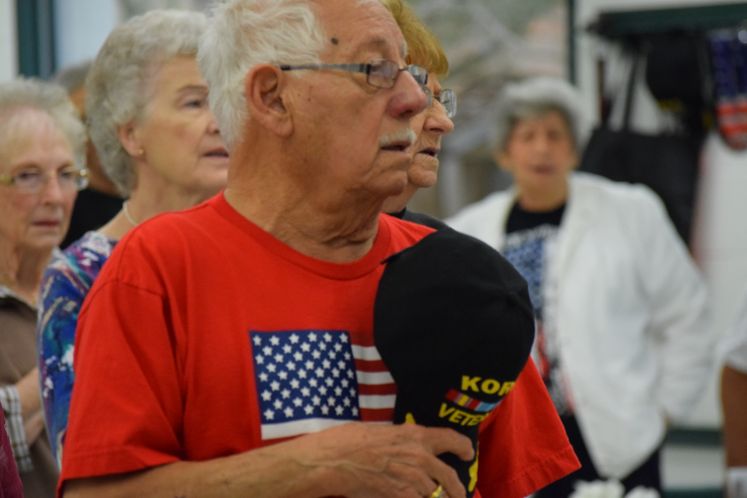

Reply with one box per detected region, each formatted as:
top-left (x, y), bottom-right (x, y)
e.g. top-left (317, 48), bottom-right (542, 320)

top-left (494, 76), bottom-right (588, 153)
top-left (86, 9), bottom-right (207, 196)
top-left (198, 0), bottom-right (326, 149)
top-left (0, 77), bottom-right (86, 171)
top-left (199, 0), bottom-right (385, 150)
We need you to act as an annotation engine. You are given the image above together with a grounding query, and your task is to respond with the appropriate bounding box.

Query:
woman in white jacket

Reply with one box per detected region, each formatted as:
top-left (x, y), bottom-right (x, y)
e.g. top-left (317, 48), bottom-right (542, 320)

top-left (446, 77), bottom-right (712, 496)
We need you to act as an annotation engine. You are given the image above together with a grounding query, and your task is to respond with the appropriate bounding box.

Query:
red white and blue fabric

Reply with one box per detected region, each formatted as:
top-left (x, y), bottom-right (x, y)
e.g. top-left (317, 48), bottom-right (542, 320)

top-left (250, 329), bottom-right (395, 441)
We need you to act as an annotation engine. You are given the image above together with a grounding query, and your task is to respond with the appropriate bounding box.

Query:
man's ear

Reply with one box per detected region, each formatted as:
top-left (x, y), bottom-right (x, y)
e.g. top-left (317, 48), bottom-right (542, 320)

top-left (244, 64), bottom-right (292, 138)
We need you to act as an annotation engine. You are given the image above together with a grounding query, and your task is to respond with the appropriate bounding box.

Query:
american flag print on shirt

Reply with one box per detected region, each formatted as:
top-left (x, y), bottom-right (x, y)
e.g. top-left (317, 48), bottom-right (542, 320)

top-left (249, 329), bottom-right (396, 441)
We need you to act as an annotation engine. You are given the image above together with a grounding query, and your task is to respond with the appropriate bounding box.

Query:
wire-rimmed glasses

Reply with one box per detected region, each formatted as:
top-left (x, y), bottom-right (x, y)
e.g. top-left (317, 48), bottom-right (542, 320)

top-left (424, 87), bottom-right (457, 119)
top-left (0, 167), bottom-right (89, 194)
top-left (279, 59), bottom-right (429, 89)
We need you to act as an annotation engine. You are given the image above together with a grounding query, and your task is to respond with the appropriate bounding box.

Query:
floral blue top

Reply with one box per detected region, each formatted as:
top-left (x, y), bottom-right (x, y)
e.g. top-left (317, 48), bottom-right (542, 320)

top-left (37, 231), bottom-right (117, 466)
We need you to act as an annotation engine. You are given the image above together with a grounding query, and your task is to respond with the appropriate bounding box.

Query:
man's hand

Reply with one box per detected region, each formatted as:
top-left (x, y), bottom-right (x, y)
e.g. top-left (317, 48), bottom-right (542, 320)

top-left (64, 421), bottom-right (474, 498)
top-left (290, 422), bottom-right (474, 498)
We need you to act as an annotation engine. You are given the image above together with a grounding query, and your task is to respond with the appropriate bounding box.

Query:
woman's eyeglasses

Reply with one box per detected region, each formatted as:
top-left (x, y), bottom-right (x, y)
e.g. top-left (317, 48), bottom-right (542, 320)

top-left (0, 167), bottom-right (89, 194)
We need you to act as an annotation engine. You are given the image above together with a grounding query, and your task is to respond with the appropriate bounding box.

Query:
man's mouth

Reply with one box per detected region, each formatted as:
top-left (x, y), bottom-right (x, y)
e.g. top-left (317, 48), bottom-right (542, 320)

top-left (380, 142), bottom-right (411, 152)
top-left (379, 129), bottom-right (416, 152)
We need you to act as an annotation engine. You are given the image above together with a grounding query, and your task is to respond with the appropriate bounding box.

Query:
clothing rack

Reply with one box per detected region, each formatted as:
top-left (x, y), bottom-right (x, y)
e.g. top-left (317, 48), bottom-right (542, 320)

top-left (587, 2), bottom-right (747, 40)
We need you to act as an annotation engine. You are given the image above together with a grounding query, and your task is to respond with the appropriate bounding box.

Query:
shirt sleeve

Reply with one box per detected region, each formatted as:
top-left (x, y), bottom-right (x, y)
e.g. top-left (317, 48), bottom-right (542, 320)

top-left (0, 385), bottom-right (33, 472)
top-left (37, 261), bottom-right (86, 467)
top-left (476, 359), bottom-right (579, 498)
top-left (60, 274), bottom-right (184, 487)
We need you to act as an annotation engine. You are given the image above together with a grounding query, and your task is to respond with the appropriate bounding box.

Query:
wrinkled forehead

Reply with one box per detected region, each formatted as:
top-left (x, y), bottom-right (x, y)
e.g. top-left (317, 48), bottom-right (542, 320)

top-left (312, 0), bottom-right (407, 63)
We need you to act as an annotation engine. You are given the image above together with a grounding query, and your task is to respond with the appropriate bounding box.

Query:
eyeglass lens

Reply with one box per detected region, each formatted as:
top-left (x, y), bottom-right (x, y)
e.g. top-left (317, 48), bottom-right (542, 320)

top-left (4, 168), bottom-right (88, 193)
top-left (368, 60), bottom-right (428, 89)
top-left (423, 87), bottom-right (457, 118)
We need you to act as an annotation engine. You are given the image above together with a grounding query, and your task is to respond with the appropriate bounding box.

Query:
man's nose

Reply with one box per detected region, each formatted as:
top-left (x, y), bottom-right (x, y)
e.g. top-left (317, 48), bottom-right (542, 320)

top-left (388, 71), bottom-right (428, 119)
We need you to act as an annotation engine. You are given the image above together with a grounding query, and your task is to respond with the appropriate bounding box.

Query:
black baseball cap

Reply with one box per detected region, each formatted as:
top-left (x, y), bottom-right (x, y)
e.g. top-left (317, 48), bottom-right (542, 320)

top-left (374, 228), bottom-right (535, 496)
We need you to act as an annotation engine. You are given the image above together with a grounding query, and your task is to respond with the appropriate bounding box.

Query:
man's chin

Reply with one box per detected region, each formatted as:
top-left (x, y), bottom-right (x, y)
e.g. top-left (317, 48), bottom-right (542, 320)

top-left (382, 193), bottom-right (408, 214)
top-left (382, 180), bottom-right (419, 213)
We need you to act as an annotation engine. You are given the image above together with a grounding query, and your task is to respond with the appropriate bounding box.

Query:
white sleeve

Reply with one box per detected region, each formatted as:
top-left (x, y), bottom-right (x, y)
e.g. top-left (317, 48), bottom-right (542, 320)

top-left (633, 187), bottom-right (713, 422)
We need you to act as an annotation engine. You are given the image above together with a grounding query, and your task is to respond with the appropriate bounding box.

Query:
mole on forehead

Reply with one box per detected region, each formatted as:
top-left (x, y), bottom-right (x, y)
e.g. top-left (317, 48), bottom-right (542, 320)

top-left (326, 34), bottom-right (404, 60)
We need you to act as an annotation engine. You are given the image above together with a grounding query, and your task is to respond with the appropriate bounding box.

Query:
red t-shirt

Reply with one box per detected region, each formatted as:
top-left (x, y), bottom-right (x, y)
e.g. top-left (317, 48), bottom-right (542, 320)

top-left (60, 194), bottom-right (577, 497)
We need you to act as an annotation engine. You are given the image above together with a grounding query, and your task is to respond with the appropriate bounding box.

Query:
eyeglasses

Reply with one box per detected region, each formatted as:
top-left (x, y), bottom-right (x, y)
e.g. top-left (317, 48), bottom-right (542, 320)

top-left (279, 59), bottom-right (429, 89)
top-left (424, 87), bottom-right (457, 119)
top-left (0, 167), bottom-right (89, 194)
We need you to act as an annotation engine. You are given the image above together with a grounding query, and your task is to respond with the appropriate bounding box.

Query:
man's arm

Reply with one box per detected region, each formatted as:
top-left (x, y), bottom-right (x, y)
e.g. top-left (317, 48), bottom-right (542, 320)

top-left (721, 364), bottom-right (747, 498)
top-left (64, 422), bottom-right (473, 498)
top-left (721, 365), bottom-right (747, 467)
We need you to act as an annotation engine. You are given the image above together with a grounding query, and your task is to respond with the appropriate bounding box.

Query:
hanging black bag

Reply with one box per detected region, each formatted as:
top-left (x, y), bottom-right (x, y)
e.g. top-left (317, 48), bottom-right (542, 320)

top-left (579, 45), bottom-right (702, 246)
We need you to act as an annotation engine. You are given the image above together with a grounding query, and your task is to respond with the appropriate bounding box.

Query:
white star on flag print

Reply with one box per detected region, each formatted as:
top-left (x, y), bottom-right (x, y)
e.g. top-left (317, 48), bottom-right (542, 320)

top-left (250, 329), bottom-right (396, 440)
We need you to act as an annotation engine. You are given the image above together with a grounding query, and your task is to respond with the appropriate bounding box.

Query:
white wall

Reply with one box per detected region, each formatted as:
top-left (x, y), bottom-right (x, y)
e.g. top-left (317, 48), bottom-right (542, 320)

top-left (0, 0), bottom-right (118, 81)
top-left (0, 0), bottom-right (17, 82)
top-left (576, 0), bottom-right (747, 428)
top-left (53, 0), bottom-right (119, 70)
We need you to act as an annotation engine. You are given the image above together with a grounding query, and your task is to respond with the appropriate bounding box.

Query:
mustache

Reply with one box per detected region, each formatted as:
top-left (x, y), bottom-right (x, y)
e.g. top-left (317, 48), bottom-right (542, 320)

top-left (378, 129), bottom-right (416, 148)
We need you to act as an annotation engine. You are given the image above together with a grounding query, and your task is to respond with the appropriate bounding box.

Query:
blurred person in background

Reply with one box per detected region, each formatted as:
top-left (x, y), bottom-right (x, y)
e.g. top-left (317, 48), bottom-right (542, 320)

top-left (37, 9), bottom-right (229, 467)
top-left (447, 76), bottom-right (712, 496)
top-left (720, 287), bottom-right (747, 498)
top-left (0, 77), bottom-right (87, 497)
top-left (52, 61), bottom-right (123, 248)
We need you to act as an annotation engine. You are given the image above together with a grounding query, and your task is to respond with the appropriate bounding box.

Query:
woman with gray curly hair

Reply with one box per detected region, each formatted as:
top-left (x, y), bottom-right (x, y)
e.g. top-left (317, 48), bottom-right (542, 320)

top-left (37, 9), bottom-right (228, 467)
top-left (0, 77), bottom-right (87, 498)
top-left (448, 76), bottom-right (712, 496)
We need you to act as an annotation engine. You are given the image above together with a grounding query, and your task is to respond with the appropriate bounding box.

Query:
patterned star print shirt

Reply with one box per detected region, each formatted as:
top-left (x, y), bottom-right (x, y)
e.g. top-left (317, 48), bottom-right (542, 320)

top-left (37, 231), bottom-right (117, 465)
top-left (502, 201), bottom-right (574, 416)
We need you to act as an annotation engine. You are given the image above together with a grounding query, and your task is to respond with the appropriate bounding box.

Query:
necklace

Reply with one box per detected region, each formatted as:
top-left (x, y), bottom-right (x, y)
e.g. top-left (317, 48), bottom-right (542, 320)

top-left (122, 201), bottom-right (139, 226)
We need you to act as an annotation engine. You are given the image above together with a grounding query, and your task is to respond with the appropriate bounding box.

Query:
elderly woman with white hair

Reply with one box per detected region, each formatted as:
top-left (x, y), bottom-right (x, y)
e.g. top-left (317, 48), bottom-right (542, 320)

top-left (37, 9), bottom-right (229, 467)
top-left (52, 60), bottom-right (123, 249)
top-left (447, 76), bottom-right (712, 496)
top-left (0, 77), bottom-right (87, 497)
